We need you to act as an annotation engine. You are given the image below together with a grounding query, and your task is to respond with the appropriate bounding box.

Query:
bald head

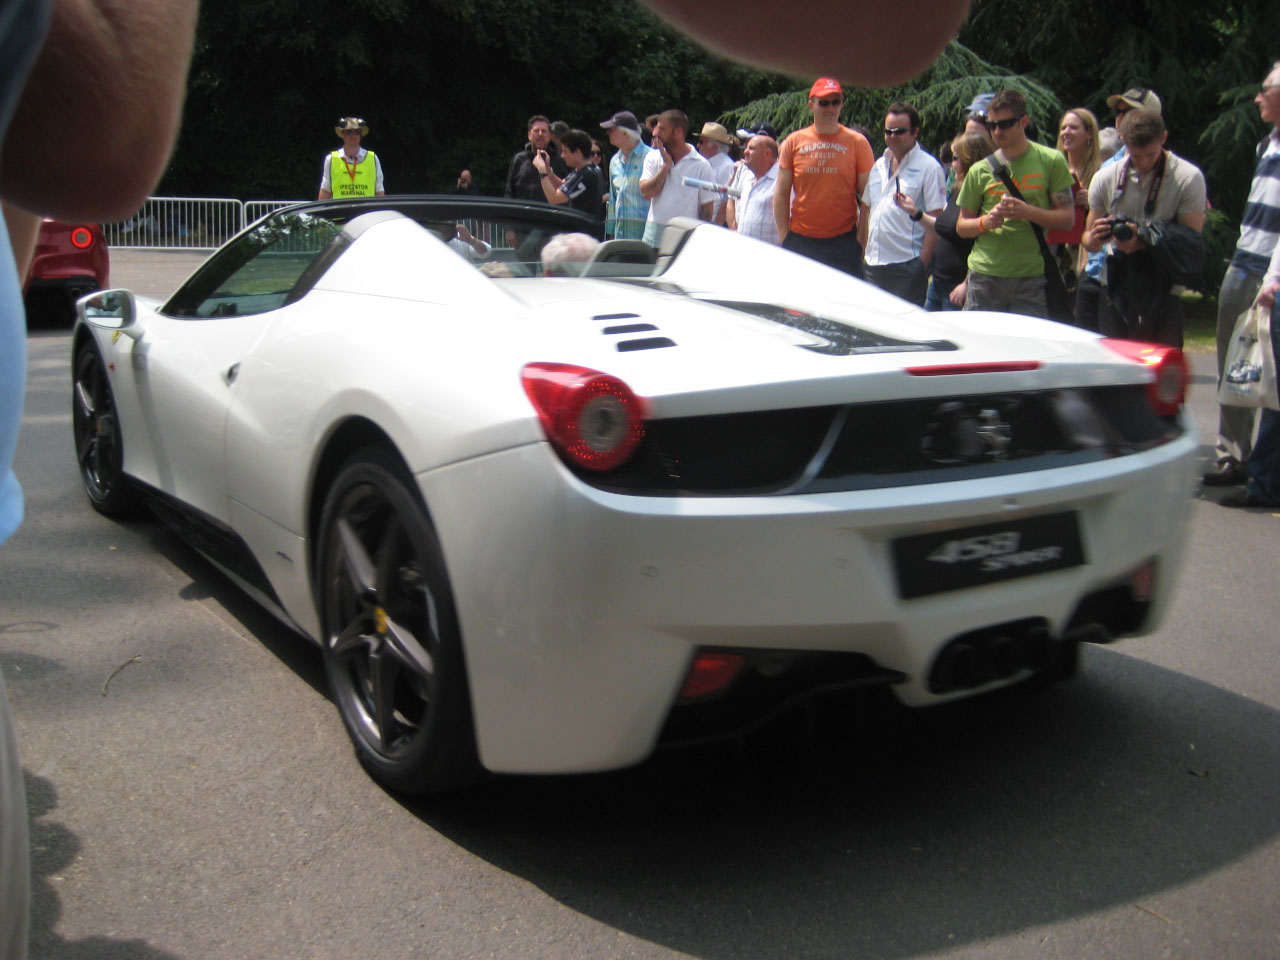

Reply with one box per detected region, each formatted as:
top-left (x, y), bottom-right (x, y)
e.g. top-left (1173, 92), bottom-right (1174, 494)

top-left (744, 135), bottom-right (778, 177)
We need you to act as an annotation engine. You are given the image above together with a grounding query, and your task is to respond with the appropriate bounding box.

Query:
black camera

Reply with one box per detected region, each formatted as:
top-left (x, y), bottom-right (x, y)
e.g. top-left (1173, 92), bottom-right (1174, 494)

top-left (1105, 216), bottom-right (1136, 242)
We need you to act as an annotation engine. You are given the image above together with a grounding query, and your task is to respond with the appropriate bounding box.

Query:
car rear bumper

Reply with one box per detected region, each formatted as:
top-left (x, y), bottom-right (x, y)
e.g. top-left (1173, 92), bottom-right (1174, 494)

top-left (420, 423), bottom-right (1197, 774)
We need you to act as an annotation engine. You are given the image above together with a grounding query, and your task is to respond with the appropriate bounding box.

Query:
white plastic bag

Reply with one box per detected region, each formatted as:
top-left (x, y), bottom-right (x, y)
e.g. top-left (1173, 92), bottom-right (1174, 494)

top-left (1218, 298), bottom-right (1280, 410)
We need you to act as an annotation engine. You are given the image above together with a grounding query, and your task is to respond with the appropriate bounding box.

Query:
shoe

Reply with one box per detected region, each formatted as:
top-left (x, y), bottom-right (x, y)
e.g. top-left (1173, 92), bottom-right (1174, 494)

top-left (1202, 462), bottom-right (1248, 486)
top-left (1219, 489), bottom-right (1280, 509)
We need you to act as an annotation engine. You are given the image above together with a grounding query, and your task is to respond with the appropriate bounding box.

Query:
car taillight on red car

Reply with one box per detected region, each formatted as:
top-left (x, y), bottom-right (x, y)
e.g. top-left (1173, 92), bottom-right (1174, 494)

top-left (521, 363), bottom-right (646, 471)
top-left (69, 226), bottom-right (94, 250)
top-left (1101, 339), bottom-right (1188, 416)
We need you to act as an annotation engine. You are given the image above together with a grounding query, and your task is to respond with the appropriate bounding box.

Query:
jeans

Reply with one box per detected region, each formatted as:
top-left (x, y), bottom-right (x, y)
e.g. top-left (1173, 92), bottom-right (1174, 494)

top-left (864, 258), bottom-right (928, 306)
top-left (924, 277), bottom-right (961, 312)
top-left (782, 229), bottom-right (864, 279)
top-left (1245, 298), bottom-right (1280, 503)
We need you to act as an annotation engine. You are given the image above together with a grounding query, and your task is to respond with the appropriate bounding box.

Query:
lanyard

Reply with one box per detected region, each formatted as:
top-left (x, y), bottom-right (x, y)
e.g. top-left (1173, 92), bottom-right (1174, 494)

top-left (341, 151), bottom-right (362, 183)
top-left (1113, 150), bottom-right (1166, 218)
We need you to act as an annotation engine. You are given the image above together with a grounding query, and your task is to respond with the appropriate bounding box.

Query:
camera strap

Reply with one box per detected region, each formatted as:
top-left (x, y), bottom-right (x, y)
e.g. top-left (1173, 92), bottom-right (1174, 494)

top-left (1112, 150), bottom-right (1167, 219)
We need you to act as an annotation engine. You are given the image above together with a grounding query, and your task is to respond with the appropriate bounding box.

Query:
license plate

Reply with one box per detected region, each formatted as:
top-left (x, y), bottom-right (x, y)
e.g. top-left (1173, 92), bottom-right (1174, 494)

top-left (892, 512), bottom-right (1086, 600)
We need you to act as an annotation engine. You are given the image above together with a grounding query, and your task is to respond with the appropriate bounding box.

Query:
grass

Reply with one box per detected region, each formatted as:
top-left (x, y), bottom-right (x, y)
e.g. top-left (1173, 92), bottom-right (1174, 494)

top-left (1181, 290), bottom-right (1217, 353)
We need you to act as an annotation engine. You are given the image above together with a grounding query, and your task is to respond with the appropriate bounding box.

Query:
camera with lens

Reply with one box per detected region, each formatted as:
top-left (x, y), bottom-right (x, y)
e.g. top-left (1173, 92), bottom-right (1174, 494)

top-left (1104, 216), bottom-right (1137, 242)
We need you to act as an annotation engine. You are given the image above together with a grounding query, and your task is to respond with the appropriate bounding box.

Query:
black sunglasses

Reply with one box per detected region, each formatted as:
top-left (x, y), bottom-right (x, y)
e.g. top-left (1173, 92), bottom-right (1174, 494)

top-left (884, 126), bottom-right (911, 136)
top-left (984, 116), bottom-right (1023, 131)
top-left (814, 97), bottom-right (842, 108)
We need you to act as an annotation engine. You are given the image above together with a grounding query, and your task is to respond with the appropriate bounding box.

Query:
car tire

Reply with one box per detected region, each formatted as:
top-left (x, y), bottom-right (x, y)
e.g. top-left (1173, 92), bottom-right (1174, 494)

top-left (317, 448), bottom-right (480, 794)
top-left (72, 340), bottom-right (141, 517)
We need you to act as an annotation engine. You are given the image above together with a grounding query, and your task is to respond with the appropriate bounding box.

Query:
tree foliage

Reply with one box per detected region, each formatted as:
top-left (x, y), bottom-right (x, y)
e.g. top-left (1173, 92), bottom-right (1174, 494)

top-left (159, 0), bottom-right (793, 200)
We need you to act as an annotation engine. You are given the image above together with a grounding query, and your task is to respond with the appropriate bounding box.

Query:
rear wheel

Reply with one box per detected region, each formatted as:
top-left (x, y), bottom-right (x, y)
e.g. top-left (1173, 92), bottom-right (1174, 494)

top-left (72, 341), bottom-right (140, 516)
top-left (316, 448), bottom-right (479, 793)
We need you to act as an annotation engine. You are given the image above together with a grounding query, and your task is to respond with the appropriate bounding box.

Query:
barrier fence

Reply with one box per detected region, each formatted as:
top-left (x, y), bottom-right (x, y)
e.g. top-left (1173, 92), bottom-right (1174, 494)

top-left (104, 197), bottom-right (304, 250)
top-left (104, 197), bottom-right (561, 254)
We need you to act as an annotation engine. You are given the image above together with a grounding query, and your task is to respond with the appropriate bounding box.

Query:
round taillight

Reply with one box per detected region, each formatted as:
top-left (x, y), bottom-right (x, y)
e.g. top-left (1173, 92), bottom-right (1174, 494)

top-left (70, 226), bottom-right (94, 249)
top-left (1101, 339), bottom-right (1187, 416)
top-left (521, 363), bottom-right (646, 471)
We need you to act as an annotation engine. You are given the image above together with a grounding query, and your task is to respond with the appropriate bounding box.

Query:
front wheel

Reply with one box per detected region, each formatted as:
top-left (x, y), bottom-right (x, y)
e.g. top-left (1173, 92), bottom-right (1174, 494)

top-left (72, 340), bottom-right (140, 517)
top-left (316, 448), bottom-right (479, 793)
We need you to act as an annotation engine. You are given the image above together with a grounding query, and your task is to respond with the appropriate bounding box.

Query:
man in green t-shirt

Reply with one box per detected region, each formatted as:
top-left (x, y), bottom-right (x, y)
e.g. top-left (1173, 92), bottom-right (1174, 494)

top-left (956, 90), bottom-right (1074, 318)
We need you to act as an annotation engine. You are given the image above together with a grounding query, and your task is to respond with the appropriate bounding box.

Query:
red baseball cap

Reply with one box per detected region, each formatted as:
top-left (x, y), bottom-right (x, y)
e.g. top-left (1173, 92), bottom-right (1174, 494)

top-left (809, 78), bottom-right (843, 98)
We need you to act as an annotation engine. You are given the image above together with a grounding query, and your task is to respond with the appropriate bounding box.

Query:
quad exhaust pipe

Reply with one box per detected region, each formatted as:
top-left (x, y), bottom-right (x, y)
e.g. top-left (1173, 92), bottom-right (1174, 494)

top-left (929, 618), bottom-right (1096, 694)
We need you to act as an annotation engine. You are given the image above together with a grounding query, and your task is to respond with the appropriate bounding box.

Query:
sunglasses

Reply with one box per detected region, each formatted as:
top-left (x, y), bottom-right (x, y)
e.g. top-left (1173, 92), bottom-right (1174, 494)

top-left (590, 150), bottom-right (602, 157)
top-left (984, 116), bottom-right (1023, 131)
top-left (814, 97), bottom-right (842, 108)
top-left (884, 126), bottom-right (911, 136)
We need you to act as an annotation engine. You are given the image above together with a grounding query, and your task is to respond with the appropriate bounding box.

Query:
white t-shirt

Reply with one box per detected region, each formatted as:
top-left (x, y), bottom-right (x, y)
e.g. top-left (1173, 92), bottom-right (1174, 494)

top-left (642, 146), bottom-right (714, 236)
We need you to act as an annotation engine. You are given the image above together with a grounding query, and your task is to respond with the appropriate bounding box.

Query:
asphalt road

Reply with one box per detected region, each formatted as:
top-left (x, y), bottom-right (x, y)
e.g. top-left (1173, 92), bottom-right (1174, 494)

top-left (5, 254), bottom-right (1280, 959)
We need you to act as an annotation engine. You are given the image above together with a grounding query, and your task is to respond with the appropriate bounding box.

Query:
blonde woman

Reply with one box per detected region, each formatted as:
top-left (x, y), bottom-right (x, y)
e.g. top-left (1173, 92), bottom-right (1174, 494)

top-left (896, 131), bottom-right (995, 311)
top-left (1048, 108), bottom-right (1101, 267)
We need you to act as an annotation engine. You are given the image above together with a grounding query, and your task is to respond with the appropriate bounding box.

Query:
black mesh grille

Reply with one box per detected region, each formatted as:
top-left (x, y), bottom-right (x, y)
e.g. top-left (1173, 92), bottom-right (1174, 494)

top-left (570, 385), bottom-right (1181, 497)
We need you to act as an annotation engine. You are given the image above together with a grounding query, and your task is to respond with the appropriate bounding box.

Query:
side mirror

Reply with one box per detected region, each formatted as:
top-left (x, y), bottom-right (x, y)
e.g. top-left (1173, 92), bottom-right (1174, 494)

top-left (77, 288), bottom-right (140, 337)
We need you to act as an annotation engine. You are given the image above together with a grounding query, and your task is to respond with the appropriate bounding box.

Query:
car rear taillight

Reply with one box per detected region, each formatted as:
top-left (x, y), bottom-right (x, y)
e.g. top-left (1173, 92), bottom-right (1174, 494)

top-left (70, 226), bottom-right (94, 249)
top-left (521, 363), bottom-right (646, 471)
top-left (678, 651), bottom-right (746, 700)
top-left (1101, 339), bottom-right (1187, 416)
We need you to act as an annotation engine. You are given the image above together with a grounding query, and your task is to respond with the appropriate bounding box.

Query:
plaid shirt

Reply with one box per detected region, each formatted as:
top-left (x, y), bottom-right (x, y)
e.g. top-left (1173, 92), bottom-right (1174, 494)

top-left (606, 141), bottom-right (652, 240)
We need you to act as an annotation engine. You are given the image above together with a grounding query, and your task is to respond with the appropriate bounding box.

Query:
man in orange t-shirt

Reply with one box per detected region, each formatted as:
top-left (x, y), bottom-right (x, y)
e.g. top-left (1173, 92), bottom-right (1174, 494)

top-left (774, 77), bottom-right (875, 277)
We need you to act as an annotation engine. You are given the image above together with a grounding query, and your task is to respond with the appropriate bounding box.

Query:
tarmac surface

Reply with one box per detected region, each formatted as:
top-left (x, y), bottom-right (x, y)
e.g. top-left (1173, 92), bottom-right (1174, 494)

top-left (5, 252), bottom-right (1280, 958)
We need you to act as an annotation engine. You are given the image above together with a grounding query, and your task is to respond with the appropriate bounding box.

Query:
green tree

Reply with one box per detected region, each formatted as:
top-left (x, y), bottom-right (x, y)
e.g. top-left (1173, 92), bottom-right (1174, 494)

top-left (158, 0), bottom-right (793, 200)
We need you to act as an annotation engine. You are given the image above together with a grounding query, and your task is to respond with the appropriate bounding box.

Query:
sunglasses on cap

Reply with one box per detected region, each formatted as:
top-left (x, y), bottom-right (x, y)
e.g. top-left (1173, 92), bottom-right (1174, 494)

top-left (984, 116), bottom-right (1023, 131)
top-left (814, 97), bottom-right (842, 108)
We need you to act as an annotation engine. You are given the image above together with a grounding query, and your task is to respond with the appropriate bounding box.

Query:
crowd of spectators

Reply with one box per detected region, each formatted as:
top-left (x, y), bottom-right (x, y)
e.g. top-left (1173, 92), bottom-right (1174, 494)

top-left (476, 81), bottom-right (1206, 341)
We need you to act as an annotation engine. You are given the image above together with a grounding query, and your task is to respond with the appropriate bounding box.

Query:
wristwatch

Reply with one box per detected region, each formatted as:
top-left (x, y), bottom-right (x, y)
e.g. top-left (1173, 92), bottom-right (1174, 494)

top-left (910, 210), bottom-right (924, 222)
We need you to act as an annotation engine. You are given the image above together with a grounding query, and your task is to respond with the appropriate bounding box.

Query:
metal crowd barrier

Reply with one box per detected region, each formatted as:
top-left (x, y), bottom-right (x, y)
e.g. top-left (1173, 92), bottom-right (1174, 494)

top-left (104, 197), bottom-right (304, 250)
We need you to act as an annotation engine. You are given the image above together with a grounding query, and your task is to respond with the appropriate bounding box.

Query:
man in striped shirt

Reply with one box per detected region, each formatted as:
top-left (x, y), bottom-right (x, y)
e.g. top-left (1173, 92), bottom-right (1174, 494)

top-left (1206, 62), bottom-right (1280, 487)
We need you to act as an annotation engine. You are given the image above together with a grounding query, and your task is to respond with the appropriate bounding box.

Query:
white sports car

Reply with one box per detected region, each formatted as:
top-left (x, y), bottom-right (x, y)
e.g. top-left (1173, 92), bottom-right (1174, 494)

top-left (73, 196), bottom-right (1196, 792)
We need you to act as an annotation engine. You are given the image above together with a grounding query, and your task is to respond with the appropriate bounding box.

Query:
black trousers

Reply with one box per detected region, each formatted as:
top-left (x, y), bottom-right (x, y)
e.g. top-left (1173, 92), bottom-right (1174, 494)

top-left (782, 229), bottom-right (865, 279)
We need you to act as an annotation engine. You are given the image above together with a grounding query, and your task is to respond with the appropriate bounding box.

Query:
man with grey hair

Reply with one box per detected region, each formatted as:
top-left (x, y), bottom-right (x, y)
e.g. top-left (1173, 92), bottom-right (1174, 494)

top-left (693, 121), bottom-right (737, 224)
top-left (542, 232), bottom-right (601, 276)
top-left (1205, 61), bottom-right (1280, 489)
top-left (601, 110), bottom-right (652, 240)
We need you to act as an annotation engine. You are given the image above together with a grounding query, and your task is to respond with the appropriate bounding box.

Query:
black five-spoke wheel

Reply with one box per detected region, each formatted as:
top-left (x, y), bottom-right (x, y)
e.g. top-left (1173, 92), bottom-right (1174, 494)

top-left (317, 448), bottom-right (478, 793)
top-left (72, 341), bottom-right (139, 516)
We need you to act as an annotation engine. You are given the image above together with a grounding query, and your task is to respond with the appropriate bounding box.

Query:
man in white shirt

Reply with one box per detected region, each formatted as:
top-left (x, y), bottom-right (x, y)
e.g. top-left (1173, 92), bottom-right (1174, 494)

top-left (727, 135), bottom-right (781, 244)
top-left (861, 101), bottom-right (946, 305)
top-left (639, 109), bottom-right (713, 246)
top-left (693, 121), bottom-right (737, 224)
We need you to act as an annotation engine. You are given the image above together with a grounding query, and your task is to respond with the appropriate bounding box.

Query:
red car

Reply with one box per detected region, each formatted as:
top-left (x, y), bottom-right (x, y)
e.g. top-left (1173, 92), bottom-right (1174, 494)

top-left (23, 218), bottom-right (109, 325)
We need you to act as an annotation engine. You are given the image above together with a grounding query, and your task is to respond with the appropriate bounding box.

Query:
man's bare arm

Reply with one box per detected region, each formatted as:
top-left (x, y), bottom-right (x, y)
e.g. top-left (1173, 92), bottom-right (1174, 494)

top-left (2, 0), bottom-right (199, 222)
top-left (773, 167), bottom-right (793, 242)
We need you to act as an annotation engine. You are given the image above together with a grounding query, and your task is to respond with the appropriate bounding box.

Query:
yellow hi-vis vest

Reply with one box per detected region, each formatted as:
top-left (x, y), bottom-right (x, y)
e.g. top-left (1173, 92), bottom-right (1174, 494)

top-left (329, 149), bottom-right (378, 197)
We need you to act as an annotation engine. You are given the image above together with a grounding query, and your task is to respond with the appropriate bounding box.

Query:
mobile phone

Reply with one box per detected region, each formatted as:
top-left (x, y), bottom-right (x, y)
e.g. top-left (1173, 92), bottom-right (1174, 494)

top-left (895, 175), bottom-right (901, 195)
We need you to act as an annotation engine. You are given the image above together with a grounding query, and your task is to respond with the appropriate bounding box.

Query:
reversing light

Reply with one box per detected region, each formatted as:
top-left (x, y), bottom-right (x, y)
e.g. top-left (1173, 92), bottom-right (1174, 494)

top-left (678, 651), bottom-right (746, 700)
top-left (70, 226), bottom-right (94, 249)
top-left (1101, 339), bottom-right (1187, 416)
top-left (521, 362), bottom-right (646, 471)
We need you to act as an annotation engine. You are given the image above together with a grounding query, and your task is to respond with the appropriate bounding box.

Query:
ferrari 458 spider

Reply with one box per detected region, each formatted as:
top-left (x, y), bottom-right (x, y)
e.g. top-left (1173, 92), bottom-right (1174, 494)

top-left (72, 196), bottom-right (1196, 792)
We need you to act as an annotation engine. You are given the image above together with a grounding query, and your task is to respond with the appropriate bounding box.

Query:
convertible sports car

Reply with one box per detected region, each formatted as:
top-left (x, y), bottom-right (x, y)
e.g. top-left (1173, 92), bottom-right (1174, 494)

top-left (72, 196), bottom-right (1196, 792)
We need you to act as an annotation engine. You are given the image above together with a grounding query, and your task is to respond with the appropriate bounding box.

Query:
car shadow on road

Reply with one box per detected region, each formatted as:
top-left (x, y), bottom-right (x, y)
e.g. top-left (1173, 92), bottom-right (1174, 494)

top-left (406, 649), bottom-right (1280, 959)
